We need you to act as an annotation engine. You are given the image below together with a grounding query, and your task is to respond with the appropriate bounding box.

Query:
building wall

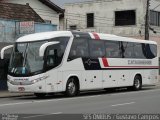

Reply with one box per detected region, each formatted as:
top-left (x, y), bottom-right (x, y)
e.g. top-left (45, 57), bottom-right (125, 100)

top-left (65, 0), bottom-right (146, 35)
top-left (64, 0), bottom-right (160, 56)
top-left (59, 17), bottom-right (65, 31)
top-left (4, 0), bottom-right (60, 30)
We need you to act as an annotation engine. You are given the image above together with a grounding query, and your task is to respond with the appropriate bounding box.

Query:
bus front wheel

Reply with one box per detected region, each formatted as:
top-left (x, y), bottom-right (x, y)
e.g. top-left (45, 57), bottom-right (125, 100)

top-left (132, 75), bottom-right (142, 91)
top-left (65, 78), bottom-right (79, 97)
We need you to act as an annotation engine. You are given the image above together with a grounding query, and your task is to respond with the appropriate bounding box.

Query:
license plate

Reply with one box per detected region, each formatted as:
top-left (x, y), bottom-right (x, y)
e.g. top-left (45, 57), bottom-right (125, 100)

top-left (18, 87), bottom-right (25, 92)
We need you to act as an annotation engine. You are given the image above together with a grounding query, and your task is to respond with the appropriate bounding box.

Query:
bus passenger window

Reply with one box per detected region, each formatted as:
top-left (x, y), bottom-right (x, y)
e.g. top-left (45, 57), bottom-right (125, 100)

top-left (145, 44), bottom-right (157, 59)
top-left (89, 40), bottom-right (105, 58)
top-left (76, 46), bottom-right (86, 57)
top-left (105, 41), bottom-right (121, 58)
top-left (70, 50), bottom-right (77, 57)
top-left (134, 43), bottom-right (146, 59)
top-left (149, 44), bottom-right (157, 58)
top-left (68, 38), bottom-right (89, 61)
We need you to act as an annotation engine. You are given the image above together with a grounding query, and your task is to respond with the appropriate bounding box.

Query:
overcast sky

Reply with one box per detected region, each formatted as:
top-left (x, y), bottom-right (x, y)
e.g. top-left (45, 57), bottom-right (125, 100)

top-left (51, 0), bottom-right (91, 7)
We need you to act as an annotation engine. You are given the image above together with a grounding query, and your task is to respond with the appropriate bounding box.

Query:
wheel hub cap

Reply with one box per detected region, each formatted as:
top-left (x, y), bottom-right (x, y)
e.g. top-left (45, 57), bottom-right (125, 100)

top-left (68, 82), bottom-right (76, 94)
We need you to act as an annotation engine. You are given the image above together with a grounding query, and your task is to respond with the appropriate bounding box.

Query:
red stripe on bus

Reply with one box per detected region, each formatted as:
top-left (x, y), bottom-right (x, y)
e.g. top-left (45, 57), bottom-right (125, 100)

top-left (102, 58), bottom-right (109, 67)
top-left (93, 32), bottom-right (100, 40)
top-left (103, 66), bottom-right (159, 69)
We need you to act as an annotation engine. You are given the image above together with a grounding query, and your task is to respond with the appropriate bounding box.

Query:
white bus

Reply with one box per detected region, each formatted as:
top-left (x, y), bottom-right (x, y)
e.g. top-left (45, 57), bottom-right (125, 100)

top-left (2, 31), bottom-right (159, 97)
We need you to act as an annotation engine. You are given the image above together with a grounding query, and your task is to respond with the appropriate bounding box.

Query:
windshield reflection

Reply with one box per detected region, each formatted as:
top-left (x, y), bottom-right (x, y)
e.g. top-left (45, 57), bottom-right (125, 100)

top-left (9, 41), bottom-right (45, 76)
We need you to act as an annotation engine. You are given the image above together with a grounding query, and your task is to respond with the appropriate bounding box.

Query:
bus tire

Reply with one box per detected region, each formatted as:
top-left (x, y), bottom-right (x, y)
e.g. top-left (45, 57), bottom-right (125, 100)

top-left (65, 78), bottom-right (79, 97)
top-left (132, 75), bottom-right (142, 91)
top-left (34, 93), bottom-right (46, 98)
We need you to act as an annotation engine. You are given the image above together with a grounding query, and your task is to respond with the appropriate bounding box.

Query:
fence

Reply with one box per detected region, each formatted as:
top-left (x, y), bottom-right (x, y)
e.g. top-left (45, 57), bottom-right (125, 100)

top-left (0, 19), bottom-right (57, 42)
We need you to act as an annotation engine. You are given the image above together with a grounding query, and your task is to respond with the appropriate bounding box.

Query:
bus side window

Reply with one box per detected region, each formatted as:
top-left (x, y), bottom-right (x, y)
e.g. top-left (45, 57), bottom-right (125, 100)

top-left (105, 41), bottom-right (121, 58)
top-left (45, 45), bottom-right (59, 70)
top-left (89, 40), bottom-right (105, 58)
top-left (145, 44), bottom-right (157, 59)
top-left (58, 45), bottom-right (64, 57)
top-left (134, 43), bottom-right (146, 59)
top-left (76, 46), bottom-right (85, 57)
top-left (68, 38), bottom-right (89, 61)
top-left (70, 50), bottom-right (77, 57)
top-left (46, 48), bottom-right (55, 67)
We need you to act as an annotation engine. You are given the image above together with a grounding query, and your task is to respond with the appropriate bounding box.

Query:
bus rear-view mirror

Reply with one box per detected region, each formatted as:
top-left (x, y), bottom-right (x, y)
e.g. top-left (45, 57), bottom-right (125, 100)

top-left (1, 45), bottom-right (14, 59)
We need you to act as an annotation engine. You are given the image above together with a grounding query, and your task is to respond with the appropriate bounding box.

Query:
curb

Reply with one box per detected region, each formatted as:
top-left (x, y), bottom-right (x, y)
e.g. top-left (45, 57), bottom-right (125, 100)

top-left (0, 95), bottom-right (33, 99)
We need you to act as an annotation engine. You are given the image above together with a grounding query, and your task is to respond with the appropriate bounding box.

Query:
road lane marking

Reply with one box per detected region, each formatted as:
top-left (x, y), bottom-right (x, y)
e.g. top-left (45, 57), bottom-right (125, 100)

top-left (22, 112), bottom-right (62, 119)
top-left (0, 101), bottom-right (32, 107)
top-left (111, 102), bottom-right (135, 107)
top-left (0, 95), bottom-right (102, 107)
top-left (111, 88), bottom-right (160, 96)
top-left (0, 88), bottom-right (160, 107)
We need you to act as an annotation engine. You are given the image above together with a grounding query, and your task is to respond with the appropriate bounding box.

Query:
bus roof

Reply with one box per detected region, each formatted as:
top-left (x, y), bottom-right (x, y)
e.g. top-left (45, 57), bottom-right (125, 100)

top-left (96, 33), bottom-right (157, 44)
top-left (16, 31), bottom-right (157, 45)
top-left (16, 31), bottom-right (72, 43)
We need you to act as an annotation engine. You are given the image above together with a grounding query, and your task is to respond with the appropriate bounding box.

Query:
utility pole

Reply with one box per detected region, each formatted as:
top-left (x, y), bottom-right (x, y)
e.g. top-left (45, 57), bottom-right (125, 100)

top-left (66, 18), bottom-right (68, 30)
top-left (145, 0), bottom-right (150, 40)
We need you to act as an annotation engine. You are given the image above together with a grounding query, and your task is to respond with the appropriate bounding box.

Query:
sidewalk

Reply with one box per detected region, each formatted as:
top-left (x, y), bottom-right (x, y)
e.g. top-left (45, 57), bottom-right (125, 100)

top-left (0, 91), bottom-right (33, 98)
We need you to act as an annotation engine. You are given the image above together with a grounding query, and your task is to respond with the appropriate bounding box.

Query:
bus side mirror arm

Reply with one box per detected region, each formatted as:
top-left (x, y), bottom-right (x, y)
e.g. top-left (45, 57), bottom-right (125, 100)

top-left (1, 45), bottom-right (13, 59)
top-left (39, 41), bottom-right (59, 57)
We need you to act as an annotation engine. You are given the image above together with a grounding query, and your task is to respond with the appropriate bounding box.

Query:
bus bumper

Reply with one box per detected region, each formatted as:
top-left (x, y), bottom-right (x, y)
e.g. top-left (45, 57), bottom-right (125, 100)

top-left (7, 80), bottom-right (46, 93)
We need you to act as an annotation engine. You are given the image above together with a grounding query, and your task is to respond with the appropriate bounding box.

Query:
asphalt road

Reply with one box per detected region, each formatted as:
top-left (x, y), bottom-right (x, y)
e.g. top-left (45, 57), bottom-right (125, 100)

top-left (0, 86), bottom-right (160, 120)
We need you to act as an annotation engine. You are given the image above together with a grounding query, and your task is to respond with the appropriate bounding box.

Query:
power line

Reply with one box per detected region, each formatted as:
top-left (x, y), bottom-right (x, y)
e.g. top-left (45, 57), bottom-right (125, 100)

top-left (32, 7), bottom-right (61, 13)
top-left (38, 13), bottom-right (59, 19)
top-left (152, 3), bottom-right (160, 10)
top-left (35, 9), bottom-right (59, 16)
top-left (66, 18), bottom-right (114, 27)
top-left (66, 18), bottom-right (146, 30)
top-left (66, 12), bottom-right (113, 20)
top-left (66, 14), bottom-right (112, 21)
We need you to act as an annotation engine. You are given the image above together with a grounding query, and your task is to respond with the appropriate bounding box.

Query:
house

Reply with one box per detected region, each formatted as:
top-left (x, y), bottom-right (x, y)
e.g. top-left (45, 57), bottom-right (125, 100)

top-left (0, 2), bottom-right (44, 22)
top-left (0, 2), bottom-right (59, 90)
top-left (0, 2), bottom-right (57, 42)
top-left (64, 0), bottom-right (160, 56)
top-left (2, 0), bottom-right (64, 30)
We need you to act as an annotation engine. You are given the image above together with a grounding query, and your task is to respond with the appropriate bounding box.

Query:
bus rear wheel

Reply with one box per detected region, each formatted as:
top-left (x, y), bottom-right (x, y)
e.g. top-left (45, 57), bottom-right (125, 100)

top-left (132, 75), bottom-right (142, 91)
top-left (65, 78), bottom-right (79, 97)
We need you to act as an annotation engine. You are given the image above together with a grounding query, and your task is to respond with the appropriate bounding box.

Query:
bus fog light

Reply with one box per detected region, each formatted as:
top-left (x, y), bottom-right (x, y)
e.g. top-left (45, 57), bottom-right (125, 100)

top-left (31, 79), bottom-right (40, 84)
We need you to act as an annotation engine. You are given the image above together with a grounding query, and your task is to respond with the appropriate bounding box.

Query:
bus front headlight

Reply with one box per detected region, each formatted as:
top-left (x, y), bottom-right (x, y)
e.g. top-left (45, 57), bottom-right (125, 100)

top-left (31, 76), bottom-right (49, 84)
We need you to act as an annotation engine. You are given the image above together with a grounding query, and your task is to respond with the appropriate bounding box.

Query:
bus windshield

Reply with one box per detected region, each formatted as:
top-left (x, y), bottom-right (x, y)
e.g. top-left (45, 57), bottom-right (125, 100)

top-left (8, 37), bottom-right (69, 76)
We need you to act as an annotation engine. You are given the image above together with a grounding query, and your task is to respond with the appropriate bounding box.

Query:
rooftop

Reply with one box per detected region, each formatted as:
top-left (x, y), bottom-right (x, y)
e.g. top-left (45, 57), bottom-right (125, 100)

top-left (0, 2), bottom-right (44, 22)
top-left (39, 0), bottom-right (64, 13)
